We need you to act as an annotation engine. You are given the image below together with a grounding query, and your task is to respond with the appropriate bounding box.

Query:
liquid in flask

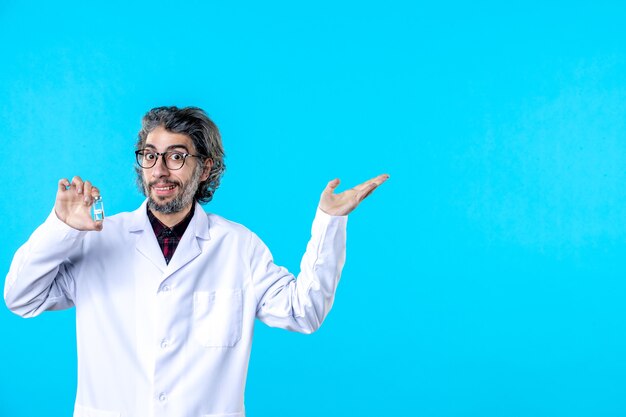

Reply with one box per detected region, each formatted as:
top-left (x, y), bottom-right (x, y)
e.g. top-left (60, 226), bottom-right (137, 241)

top-left (92, 196), bottom-right (105, 221)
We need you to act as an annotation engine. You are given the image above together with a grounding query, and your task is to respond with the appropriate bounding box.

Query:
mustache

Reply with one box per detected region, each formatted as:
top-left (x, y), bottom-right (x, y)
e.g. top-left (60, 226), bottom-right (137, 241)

top-left (148, 179), bottom-right (181, 187)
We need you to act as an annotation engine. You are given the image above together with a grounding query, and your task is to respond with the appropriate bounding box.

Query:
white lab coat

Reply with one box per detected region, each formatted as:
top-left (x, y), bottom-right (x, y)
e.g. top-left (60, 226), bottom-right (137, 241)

top-left (4, 201), bottom-right (347, 417)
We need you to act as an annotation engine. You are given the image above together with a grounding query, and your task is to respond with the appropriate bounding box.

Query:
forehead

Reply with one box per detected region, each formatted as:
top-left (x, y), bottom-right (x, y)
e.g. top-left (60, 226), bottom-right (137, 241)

top-left (145, 126), bottom-right (195, 151)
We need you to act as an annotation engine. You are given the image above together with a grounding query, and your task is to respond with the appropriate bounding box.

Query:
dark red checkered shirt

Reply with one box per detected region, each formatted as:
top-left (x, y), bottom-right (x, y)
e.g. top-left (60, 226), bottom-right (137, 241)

top-left (147, 204), bottom-right (195, 264)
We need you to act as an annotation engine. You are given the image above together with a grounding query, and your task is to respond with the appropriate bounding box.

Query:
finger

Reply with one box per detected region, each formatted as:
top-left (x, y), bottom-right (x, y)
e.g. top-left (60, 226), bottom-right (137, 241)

top-left (58, 178), bottom-right (70, 191)
top-left (357, 182), bottom-right (379, 202)
top-left (94, 220), bottom-right (104, 231)
top-left (71, 176), bottom-right (84, 194)
top-left (83, 181), bottom-right (93, 204)
top-left (91, 186), bottom-right (101, 199)
top-left (353, 173), bottom-right (390, 192)
top-left (322, 178), bottom-right (340, 196)
top-left (376, 173), bottom-right (390, 184)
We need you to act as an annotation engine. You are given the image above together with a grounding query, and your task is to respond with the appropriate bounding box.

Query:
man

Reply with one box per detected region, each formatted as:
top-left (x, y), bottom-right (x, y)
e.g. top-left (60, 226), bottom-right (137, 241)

top-left (5, 106), bottom-right (389, 417)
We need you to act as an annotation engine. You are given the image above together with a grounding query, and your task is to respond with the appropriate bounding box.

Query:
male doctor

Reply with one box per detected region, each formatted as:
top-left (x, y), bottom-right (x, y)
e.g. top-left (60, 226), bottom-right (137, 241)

top-left (5, 106), bottom-right (389, 417)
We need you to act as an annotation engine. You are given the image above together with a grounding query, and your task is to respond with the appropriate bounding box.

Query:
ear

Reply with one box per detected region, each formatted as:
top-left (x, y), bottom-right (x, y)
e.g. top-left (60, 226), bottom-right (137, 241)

top-left (200, 158), bottom-right (213, 182)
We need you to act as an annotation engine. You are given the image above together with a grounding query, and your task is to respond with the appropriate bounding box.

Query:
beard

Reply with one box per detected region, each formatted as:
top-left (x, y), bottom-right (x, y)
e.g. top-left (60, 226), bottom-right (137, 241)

top-left (143, 165), bottom-right (202, 214)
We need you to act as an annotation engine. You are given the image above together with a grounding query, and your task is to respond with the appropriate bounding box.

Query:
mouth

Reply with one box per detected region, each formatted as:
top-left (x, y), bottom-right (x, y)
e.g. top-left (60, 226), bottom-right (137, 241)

top-left (151, 183), bottom-right (178, 197)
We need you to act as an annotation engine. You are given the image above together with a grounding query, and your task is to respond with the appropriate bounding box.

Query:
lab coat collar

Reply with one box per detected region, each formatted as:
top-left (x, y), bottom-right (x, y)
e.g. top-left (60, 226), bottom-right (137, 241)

top-left (129, 200), bottom-right (211, 277)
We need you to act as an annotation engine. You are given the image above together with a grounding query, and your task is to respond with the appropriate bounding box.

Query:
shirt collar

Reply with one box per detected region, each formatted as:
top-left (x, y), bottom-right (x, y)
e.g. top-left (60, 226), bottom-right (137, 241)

top-left (147, 203), bottom-right (195, 239)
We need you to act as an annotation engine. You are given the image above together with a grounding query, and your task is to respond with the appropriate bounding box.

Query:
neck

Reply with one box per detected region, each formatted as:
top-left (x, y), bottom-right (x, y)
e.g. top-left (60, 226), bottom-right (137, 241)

top-left (149, 203), bottom-right (194, 228)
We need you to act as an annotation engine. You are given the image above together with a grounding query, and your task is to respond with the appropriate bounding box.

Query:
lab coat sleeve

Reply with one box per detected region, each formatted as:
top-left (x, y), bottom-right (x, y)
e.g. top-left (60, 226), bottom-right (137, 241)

top-left (4, 210), bottom-right (84, 318)
top-left (251, 208), bottom-right (347, 333)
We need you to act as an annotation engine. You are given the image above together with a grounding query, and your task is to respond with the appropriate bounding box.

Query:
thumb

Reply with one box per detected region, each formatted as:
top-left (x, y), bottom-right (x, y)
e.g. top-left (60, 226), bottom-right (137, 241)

top-left (323, 178), bottom-right (340, 195)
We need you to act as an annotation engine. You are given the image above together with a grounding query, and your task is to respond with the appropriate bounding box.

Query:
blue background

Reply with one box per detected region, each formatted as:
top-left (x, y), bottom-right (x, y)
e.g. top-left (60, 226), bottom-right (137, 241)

top-left (1, 1), bottom-right (626, 416)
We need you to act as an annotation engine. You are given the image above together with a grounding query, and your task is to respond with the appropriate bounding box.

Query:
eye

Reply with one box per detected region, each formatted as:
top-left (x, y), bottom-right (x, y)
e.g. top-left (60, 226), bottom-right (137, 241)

top-left (169, 152), bottom-right (185, 161)
top-left (144, 152), bottom-right (157, 161)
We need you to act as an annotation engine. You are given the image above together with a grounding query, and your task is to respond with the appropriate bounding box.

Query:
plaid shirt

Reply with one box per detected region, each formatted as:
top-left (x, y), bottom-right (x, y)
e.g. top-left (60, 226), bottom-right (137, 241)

top-left (147, 204), bottom-right (195, 264)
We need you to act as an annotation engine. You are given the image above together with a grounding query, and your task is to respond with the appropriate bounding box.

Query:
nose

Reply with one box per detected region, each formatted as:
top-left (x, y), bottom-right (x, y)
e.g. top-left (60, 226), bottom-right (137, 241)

top-left (151, 155), bottom-right (170, 178)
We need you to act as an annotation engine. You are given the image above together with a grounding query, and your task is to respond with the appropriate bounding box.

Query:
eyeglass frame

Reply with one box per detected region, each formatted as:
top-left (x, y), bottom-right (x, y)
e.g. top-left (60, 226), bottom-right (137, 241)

top-left (135, 149), bottom-right (206, 170)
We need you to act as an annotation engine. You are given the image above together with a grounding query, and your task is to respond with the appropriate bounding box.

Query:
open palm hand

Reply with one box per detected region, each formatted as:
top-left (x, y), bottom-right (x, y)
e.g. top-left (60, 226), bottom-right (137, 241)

top-left (319, 174), bottom-right (389, 216)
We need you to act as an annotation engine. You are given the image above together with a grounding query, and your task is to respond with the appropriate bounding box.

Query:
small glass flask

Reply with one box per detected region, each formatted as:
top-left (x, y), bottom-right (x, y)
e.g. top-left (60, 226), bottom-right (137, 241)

top-left (92, 196), bottom-right (105, 221)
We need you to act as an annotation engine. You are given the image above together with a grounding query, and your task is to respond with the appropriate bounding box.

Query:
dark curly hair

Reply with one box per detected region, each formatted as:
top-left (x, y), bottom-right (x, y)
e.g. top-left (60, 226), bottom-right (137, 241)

top-left (135, 106), bottom-right (226, 204)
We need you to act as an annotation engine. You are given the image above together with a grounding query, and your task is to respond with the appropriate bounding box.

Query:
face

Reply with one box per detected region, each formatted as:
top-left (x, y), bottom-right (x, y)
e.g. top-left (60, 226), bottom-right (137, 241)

top-left (140, 126), bottom-right (210, 214)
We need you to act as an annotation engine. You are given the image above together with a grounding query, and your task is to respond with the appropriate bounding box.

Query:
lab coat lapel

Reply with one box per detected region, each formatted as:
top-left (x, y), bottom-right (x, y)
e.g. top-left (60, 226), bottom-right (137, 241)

top-left (163, 202), bottom-right (211, 279)
top-left (129, 201), bottom-right (167, 272)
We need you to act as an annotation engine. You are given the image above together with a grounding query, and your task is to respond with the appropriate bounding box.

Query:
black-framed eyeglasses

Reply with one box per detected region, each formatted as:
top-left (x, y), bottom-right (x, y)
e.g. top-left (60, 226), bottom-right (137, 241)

top-left (135, 149), bottom-right (204, 170)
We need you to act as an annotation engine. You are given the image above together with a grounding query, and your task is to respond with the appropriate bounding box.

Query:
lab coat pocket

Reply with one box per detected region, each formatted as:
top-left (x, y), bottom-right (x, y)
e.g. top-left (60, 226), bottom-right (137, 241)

top-left (193, 289), bottom-right (242, 347)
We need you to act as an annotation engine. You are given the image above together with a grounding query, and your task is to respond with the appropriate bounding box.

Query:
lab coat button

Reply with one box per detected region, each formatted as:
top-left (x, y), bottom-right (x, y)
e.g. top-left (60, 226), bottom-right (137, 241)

top-left (161, 285), bottom-right (170, 293)
top-left (159, 393), bottom-right (167, 402)
top-left (160, 339), bottom-right (169, 349)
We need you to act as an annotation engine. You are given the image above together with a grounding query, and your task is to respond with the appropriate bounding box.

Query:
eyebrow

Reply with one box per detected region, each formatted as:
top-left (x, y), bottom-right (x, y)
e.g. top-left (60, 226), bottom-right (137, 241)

top-left (144, 144), bottom-right (191, 152)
